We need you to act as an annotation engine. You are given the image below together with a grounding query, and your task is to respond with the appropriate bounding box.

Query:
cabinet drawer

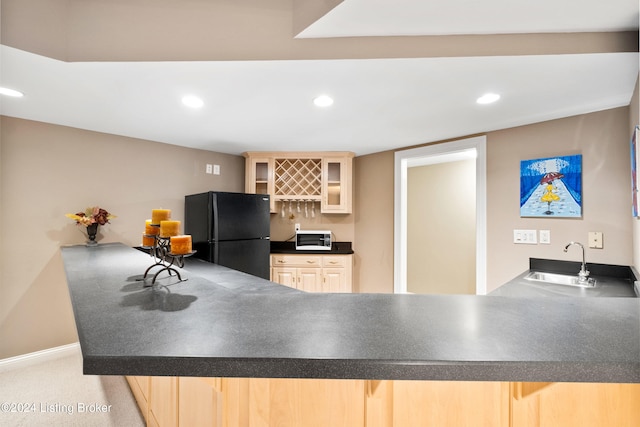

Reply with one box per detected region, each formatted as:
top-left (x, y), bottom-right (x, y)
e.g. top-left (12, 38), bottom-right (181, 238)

top-left (322, 256), bottom-right (348, 268)
top-left (271, 255), bottom-right (322, 267)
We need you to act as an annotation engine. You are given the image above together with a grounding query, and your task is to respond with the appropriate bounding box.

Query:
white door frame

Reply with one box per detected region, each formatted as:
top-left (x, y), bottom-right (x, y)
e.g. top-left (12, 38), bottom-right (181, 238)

top-left (393, 135), bottom-right (487, 294)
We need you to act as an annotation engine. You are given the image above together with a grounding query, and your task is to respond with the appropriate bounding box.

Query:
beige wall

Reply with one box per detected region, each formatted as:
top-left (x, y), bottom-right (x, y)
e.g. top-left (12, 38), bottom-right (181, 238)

top-left (269, 210), bottom-right (354, 243)
top-left (486, 107), bottom-right (632, 290)
top-left (354, 106), bottom-right (634, 294)
top-left (407, 160), bottom-right (476, 295)
top-left (353, 150), bottom-right (395, 293)
top-left (0, 116), bottom-right (244, 358)
top-left (631, 76), bottom-right (640, 270)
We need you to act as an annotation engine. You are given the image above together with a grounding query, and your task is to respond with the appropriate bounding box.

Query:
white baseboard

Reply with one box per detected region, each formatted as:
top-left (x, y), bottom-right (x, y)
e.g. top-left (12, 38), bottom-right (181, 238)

top-left (0, 342), bottom-right (80, 373)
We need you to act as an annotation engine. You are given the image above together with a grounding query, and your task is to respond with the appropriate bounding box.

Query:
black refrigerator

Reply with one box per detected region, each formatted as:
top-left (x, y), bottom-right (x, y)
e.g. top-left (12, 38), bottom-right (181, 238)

top-left (184, 191), bottom-right (271, 279)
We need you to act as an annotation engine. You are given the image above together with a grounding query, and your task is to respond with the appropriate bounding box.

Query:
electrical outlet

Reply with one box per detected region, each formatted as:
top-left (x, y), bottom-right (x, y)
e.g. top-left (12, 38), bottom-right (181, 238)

top-left (205, 164), bottom-right (213, 174)
top-left (539, 230), bottom-right (551, 244)
top-left (295, 223), bottom-right (301, 231)
top-left (588, 231), bottom-right (603, 249)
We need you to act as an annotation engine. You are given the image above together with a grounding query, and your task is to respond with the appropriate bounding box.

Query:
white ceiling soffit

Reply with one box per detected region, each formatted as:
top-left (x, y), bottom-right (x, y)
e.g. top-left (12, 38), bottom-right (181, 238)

top-left (296, 0), bottom-right (640, 38)
top-left (0, 46), bottom-right (638, 156)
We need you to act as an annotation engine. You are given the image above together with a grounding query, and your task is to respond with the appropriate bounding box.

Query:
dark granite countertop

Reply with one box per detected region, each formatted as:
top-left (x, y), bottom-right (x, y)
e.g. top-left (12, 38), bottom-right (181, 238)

top-left (270, 240), bottom-right (353, 254)
top-left (61, 243), bottom-right (640, 383)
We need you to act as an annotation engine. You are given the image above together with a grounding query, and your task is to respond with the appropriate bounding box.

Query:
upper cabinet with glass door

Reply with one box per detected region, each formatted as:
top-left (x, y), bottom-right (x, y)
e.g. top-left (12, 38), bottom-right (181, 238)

top-left (243, 152), bottom-right (354, 214)
top-left (321, 155), bottom-right (353, 213)
top-left (244, 156), bottom-right (275, 212)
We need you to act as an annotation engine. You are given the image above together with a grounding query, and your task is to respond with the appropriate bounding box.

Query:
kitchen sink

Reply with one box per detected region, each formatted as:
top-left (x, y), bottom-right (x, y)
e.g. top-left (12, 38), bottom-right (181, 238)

top-left (524, 271), bottom-right (597, 288)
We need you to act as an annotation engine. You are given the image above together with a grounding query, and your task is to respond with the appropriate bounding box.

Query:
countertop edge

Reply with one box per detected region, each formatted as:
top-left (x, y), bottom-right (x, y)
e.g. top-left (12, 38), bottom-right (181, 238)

top-left (269, 249), bottom-right (354, 255)
top-left (269, 241), bottom-right (354, 254)
top-left (84, 356), bottom-right (640, 383)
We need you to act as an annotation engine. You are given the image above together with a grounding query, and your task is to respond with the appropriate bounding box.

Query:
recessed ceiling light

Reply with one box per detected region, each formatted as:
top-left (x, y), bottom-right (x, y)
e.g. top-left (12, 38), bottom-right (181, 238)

top-left (182, 95), bottom-right (204, 108)
top-left (313, 95), bottom-right (334, 108)
top-left (476, 93), bottom-right (500, 105)
top-left (0, 87), bottom-right (24, 97)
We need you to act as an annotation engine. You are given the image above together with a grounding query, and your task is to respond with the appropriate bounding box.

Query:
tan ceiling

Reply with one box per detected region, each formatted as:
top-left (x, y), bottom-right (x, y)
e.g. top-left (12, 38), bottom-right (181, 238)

top-left (0, 0), bottom-right (638, 156)
top-left (297, 0), bottom-right (639, 37)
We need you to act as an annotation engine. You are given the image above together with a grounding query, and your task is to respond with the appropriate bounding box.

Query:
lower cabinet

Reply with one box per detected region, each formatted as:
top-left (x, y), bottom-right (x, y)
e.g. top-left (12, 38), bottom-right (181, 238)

top-left (149, 376), bottom-right (178, 427)
top-left (271, 254), bottom-right (353, 292)
top-left (242, 378), bottom-right (365, 427)
top-left (127, 377), bottom-right (640, 427)
top-left (126, 376), bottom-right (150, 423)
top-left (178, 377), bottom-right (224, 427)
top-left (510, 381), bottom-right (640, 427)
top-left (398, 380), bottom-right (507, 427)
top-left (271, 266), bottom-right (322, 292)
top-left (366, 380), bottom-right (509, 427)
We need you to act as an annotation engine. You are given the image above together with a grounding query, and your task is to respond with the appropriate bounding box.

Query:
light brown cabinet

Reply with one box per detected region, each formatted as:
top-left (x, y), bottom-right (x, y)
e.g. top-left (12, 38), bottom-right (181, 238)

top-left (271, 254), bottom-right (352, 292)
top-left (367, 380), bottom-right (510, 427)
top-left (243, 152), bottom-right (354, 214)
top-left (126, 376), bottom-right (150, 423)
top-left (271, 266), bottom-right (322, 292)
top-left (321, 156), bottom-right (352, 213)
top-left (245, 156), bottom-right (275, 212)
top-left (510, 381), bottom-right (640, 427)
top-left (128, 376), bottom-right (640, 427)
top-left (242, 378), bottom-right (365, 427)
top-left (149, 376), bottom-right (178, 427)
top-left (178, 377), bottom-right (224, 427)
top-left (321, 255), bottom-right (351, 292)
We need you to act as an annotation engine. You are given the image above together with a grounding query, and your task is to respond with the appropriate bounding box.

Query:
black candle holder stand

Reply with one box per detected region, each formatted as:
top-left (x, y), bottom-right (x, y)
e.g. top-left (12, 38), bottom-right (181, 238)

top-left (140, 226), bottom-right (195, 286)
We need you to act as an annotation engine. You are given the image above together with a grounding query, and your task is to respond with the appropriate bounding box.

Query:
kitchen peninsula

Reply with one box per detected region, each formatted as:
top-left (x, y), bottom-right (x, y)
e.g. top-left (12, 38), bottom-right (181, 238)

top-left (61, 243), bottom-right (640, 426)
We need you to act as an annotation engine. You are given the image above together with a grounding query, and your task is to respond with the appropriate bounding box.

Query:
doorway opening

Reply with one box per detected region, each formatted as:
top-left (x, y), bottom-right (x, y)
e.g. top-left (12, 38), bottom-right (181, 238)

top-left (393, 135), bottom-right (487, 294)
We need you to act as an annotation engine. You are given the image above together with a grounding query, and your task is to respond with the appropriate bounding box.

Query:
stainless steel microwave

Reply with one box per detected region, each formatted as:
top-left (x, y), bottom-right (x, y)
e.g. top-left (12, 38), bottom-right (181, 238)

top-left (295, 230), bottom-right (332, 250)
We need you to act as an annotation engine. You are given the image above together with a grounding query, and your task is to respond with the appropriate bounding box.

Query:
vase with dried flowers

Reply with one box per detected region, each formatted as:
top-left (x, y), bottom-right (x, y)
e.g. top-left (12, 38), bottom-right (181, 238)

top-left (66, 207), bottom-right (116, 246)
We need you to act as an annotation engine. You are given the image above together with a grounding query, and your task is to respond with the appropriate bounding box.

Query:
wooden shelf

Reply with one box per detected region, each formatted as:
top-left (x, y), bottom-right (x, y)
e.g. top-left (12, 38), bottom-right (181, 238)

top-left (244, 152), bottom-right (354, 214)
top-left (274, 158), bottom-right (322, 197)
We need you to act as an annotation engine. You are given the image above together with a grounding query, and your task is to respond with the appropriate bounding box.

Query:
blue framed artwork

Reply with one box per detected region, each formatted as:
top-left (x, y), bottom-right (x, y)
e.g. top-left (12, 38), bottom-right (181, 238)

top-left (520, 155), bottom-right (582, 218)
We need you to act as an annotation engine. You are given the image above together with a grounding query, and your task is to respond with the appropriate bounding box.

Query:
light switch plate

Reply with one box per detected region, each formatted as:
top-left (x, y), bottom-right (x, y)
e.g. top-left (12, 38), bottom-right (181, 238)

top-left (514, 229), bottom-right (537, 244)
top-left (588, 231), bottom-right (603, 249)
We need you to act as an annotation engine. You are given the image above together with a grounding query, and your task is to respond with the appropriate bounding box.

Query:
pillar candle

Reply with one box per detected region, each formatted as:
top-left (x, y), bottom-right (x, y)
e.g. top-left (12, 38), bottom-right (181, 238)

top-left (160, 220), bottom-right (181, 237)
top-left (142, 233), bottom-right (156, 247)
top-left (170, 235), bottom-right (192, 255)
top-left (151, 209), bottom-right (171, 224)
top-left (145, 220), bottom-right (159, 236)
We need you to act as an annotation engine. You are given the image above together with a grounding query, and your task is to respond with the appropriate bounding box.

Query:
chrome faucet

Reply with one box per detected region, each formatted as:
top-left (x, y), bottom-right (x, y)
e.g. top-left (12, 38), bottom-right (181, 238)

top-left (563, 241), bottom-right (590, 283)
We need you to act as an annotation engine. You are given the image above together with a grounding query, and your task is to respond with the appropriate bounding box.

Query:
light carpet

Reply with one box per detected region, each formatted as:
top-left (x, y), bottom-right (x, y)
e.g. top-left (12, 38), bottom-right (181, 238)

top-left (0, 346), bottom-right (144, 427)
